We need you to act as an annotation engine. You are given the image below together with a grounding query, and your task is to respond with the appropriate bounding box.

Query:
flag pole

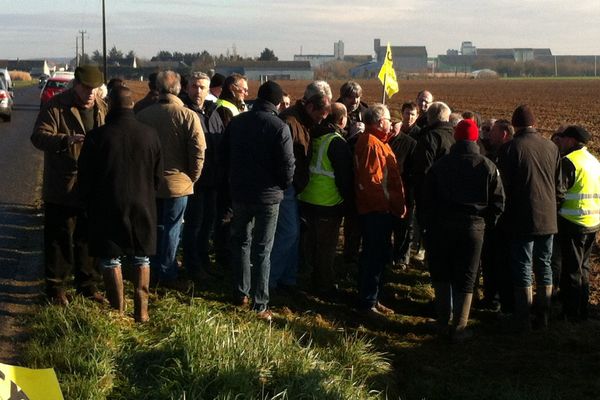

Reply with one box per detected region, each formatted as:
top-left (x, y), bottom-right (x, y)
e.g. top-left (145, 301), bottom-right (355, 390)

top-left (382, 74), bottom-right (386, 105)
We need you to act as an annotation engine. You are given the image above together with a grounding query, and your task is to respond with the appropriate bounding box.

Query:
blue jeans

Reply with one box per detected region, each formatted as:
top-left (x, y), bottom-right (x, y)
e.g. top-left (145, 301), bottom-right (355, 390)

top-left (510, 234), bottom-right (553, 287)
top-left (231, 202), bottom-right (280, 312)
top-left (99, 256), bottom-right (150, 269)
top-left (152, 197), bottom-right (188, 281)
top-left (269, 186), bottom-right (300, 288)
top-left (358, 212), bottom-right (393, 309)
top-left (182, 188), bottom-right (217, 275)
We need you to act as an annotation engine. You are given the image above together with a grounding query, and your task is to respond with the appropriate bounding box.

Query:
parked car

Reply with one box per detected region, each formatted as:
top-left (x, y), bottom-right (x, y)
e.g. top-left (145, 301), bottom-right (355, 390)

top-left (40, 75), bottom-right (72, 107)
top-left (0, 78), bottom-right (13, 122)
top-left (0, 69), bottom-right (14, 98)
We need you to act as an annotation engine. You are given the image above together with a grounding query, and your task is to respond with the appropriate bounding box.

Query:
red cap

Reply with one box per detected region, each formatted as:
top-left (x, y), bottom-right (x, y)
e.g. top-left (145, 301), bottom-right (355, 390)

top-left (454, 119), bottom-right (479, 142)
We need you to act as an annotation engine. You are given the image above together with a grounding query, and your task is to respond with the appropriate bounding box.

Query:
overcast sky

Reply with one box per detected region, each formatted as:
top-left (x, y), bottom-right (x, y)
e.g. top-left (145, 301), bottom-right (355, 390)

top-left (5, 0), bottom-right (600, 61)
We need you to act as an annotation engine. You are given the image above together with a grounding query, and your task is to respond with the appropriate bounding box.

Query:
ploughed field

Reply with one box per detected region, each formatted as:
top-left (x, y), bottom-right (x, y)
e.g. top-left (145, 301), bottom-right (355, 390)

top-left (127, 77), bottom-right (600, 305)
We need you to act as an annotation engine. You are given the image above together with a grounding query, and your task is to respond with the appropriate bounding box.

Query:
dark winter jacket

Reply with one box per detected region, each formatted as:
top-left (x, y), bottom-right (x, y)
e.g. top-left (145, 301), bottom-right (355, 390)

top-left (424, 140), bottom-right (505, 231)
top-left (31, 89), bottom-right (107, 207)
top-left (180, 92), bottom-right (219, 188)
top-left (221, 99), bottom-right (295, 205)
top-left (78, 109), bottom-right (163, 257)
top-left (389, 132), bottom-right (417, 207)
top-left (279, 101), bottom-right (319, 192)
top-left (497, 127), bottom-right (564, 236)
top-left (412, 120), bottom-right (455, 214)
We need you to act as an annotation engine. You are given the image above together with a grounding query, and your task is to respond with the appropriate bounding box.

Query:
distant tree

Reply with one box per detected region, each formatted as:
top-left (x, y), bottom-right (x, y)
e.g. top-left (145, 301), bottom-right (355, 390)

top-left (92, 50), bottom-right (103, 64)
top-left (108, 46), bottom-right (124, 63)
top-left (153, 51), bottom-right (173, 61)
top-left (259, 48), bottom-right (278, 61)
top-left (125, 50), bottom-right (136, 61)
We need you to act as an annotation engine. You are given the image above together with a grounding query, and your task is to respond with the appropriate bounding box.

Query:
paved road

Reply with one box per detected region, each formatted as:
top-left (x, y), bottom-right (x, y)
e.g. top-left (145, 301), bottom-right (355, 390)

top-left (0, 85), bottom-right (45, 363)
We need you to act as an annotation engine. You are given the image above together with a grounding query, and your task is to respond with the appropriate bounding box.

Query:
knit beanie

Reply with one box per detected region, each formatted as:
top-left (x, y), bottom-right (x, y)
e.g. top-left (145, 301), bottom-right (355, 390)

top-left (561, 125), bottom-right (591, 143)
top-left (257, 81), bottom-right (284, 107)
top-left (511, 104), bottom-right (536, 128)
top-left (454, 118), bottom-right (479, 142)
top-left (210, 73), bottom-right (225, 89)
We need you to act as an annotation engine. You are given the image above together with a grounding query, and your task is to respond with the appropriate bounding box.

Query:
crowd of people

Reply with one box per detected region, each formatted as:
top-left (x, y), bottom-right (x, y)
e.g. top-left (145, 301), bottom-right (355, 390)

top-left (31, 65), bottom-right (599, 341)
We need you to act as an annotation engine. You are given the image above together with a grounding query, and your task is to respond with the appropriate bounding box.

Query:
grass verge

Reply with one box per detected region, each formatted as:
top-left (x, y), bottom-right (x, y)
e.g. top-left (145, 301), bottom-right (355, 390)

top-left (23, 292), bottom-right (392, 399)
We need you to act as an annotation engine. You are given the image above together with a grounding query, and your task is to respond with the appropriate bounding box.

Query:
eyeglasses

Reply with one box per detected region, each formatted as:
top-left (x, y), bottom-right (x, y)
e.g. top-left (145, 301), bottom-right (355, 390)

top-left (233, 83), bottom-right (248, 93)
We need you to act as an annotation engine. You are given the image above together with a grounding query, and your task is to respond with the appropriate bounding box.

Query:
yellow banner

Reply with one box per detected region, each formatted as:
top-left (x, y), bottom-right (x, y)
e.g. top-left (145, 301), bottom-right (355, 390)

top-left (0, 363), bottom-right (63, 400)
top-left (378, 42), bottom-right (399, 99)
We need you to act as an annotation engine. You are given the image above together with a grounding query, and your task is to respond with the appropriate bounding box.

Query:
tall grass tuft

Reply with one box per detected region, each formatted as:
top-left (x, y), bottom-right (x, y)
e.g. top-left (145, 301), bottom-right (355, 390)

top-left (23, 294), bottom-right (390, 399)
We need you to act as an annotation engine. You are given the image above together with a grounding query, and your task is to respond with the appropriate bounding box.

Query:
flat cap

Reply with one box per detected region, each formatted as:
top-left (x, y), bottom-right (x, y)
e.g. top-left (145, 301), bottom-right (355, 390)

top-left (75, 65), bottom-right (104, 88)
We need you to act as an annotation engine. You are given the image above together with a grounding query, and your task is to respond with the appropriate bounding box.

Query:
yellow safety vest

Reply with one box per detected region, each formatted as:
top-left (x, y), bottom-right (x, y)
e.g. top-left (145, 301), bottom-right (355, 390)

top-left (215, 99), bottom-right (240, 116)
top-left (298, 132), bottom-right (344, 206)
top-left (559, 147), bottom-right (600, 227)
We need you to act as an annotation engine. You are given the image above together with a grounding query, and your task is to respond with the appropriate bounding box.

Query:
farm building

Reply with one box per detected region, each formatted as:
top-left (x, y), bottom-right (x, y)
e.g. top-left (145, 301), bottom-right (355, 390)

top-left (373, 39), bottom-right (428, 73)
top-left (294, 41), bottom-right (373, 69)
top-left (0, 59), bottom-right (51, 76)
top-left (215, 61), bottom-right (313, 80)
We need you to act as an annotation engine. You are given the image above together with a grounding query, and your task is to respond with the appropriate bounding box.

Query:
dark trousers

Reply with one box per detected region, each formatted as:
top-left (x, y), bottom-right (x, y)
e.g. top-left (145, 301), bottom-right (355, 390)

top-left (358, 212), bottom-right (393, 309)
top-left (343, 212), bottom-right (361, 263)
top-left (559, 219), bottom-right (596, 320)
top-left (428, 225), bottom-right (484, 294)
top-left (302, 208), bottom-right (342, 292)
top-left (392, 205), bottom-right (413, 265)
top-left (182, 188), bottom-right (217, 275)
top-left (480, 227), bottom-right (514, 312)
top-left (214, 184), bottom-right (233, 267)
top-left (44, 203), bottom-right (99, 296)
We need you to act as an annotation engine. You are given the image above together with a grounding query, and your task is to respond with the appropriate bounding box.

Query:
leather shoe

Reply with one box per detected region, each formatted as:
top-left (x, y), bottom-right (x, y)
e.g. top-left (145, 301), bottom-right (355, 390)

top-left (375, 302), bottom-right (395, 315)
top-left (256, 309), bottom-right (273, 321)
top-left (49, 290), bottom-right (69, 307)
top-left (234, 295), bottom-right (250, 308)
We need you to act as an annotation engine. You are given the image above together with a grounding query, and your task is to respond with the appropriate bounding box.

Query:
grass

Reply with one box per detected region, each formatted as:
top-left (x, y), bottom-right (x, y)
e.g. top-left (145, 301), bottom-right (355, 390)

top-left (22, 257), bottom-right (600, 400)
top-left (13, 80), bottom-right (38, 89)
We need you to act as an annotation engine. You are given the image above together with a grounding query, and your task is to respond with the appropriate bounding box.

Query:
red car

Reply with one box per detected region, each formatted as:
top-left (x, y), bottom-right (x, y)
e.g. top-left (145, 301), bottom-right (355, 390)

top-left (40, 76), bottom-right (72, 107)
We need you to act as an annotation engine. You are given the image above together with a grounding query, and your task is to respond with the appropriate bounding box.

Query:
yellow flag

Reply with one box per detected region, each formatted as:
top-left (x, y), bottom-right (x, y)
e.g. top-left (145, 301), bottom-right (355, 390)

top-left (0, 363), bottom-right (64, 400)
top-left (378, 42), bottom-right (399, 99)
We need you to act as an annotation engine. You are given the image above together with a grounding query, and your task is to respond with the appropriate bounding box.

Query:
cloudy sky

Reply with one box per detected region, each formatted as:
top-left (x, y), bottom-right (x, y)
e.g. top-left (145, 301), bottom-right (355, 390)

top-left (4, 0), bottom-right (600, 61)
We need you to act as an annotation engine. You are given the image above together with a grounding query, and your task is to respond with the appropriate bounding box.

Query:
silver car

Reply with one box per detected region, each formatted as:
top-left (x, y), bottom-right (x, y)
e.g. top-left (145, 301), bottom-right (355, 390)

top-left (0, 78), bottom-right (13, 122)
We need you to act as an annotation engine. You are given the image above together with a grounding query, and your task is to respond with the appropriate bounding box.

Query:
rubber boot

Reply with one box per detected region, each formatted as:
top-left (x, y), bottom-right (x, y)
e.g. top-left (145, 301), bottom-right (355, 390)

top-left (103, 266), bottom-right (124, 313)
top-left (134, 265), bottom-right (150, 323)
top-left (432, 282), bottom-right (452, 335)
top-left (533, 285), bottom-right (553, 329)
top-left (452, 292), bottom-right (473, 343)
top-left (513, 286), bottom-right (533, 333)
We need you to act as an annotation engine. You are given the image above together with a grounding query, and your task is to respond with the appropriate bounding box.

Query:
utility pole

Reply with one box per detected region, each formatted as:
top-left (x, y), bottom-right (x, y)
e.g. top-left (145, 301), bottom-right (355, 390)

top-left (79, 30), bottom-right (87, 64)
top-left (75, 36), bottom-right (79, 67)
top-left (595, 55), bottom-right (597, 77)
top-left (554, 55), bottom-right (558, 77)
top-left (102, 0), bottom-right (107, 82)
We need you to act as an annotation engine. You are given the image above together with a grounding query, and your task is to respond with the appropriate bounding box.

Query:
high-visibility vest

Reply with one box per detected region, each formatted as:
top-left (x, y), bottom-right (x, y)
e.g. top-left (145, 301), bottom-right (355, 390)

top-left (297, 132), bottom-right (344, 206)
top-left (559, 147), bottom-right (600, 227)
top-left (215, 99), bottom-right (240, 117)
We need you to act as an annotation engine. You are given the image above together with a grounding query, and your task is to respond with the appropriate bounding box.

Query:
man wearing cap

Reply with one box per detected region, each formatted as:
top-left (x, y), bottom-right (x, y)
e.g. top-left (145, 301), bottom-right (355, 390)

top-left (554, 126), bottom-right (600, 322)
top-left (221, 81), bottom-right (294, 320)
top-left (31, 65), bottom-right (107, 305)
top-left (204, 72), bottom-right (225, 105)
top-left (497, 105), bottom-right (563, 330)
top-left (424, 119), bottom-right (504, 341)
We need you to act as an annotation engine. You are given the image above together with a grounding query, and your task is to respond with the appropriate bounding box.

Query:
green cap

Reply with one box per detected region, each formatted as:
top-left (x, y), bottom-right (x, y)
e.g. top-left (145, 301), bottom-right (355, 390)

top-left (74, 65), bottom-right (104, 88)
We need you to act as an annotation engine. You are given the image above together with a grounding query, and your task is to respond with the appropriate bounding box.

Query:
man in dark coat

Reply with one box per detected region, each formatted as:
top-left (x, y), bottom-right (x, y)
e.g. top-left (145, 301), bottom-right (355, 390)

top-left (497, 105), bottom-right (564, 331)
top-left (424, 119), bottom-right (504, 341)
top-left (388, 102), bottom-right (418, 267)
top-left (221, 81), bottom-right (294, 320)
top-left (412, 101), bottom-right (455, 258)
top-left (179, 72), bottom-right (219, 281)
top-left (78, 86), bottom-right (163, 322)
top-left (31, 65), bottom-right (107, 305)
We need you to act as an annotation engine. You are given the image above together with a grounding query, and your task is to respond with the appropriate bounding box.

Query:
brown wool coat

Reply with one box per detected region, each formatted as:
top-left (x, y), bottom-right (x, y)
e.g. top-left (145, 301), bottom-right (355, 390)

top-left (136, 94), bottom-right (206, 198)
top-left (31, 89), bottom-right (107, 207)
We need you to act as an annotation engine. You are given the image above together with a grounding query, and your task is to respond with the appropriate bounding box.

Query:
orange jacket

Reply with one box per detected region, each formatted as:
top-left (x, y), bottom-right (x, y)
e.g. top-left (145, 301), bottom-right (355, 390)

top-left (354, 131), bottom-right (406, 218)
